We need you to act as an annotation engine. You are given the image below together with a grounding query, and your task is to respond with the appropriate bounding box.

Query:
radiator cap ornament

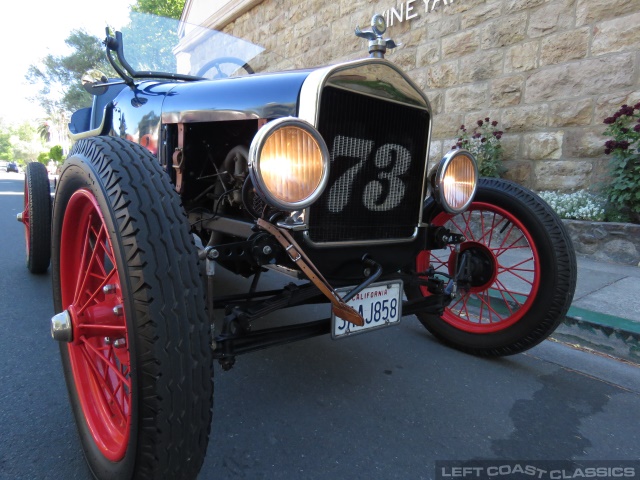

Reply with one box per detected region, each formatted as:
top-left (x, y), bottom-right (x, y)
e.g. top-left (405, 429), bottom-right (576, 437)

top-left (355, 14), bottom-right (398, 59)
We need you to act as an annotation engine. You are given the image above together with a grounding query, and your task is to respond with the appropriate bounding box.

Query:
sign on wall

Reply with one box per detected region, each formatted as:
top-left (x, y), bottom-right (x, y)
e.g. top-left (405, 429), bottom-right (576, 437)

top-left (382, 0), bottom-right (456, 27)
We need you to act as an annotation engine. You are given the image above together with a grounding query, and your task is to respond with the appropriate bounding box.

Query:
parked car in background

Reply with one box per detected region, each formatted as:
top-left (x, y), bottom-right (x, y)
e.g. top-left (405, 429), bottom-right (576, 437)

top-left (6, 162), bottom-right (19, 173)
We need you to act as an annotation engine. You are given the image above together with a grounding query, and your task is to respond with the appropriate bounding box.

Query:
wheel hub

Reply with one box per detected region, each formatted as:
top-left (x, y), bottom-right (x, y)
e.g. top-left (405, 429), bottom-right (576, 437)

top-left (449, 242), bottom-right (497, 292)
top-left (51, 310), bottom-right (73, 342)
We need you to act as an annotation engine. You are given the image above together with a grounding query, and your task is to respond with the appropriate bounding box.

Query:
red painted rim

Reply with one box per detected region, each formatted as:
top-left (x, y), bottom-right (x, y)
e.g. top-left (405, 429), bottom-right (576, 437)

top-left (60, 189), bottom-right (131, 461)
top-left (23, 179), bottom-right (30, 256)
top-left (417, 202), bottom-right (541, 333)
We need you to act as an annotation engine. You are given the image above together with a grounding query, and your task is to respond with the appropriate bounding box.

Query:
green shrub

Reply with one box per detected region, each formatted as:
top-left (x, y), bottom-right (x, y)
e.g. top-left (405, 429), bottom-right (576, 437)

top-left (602, 103), bottom-right (640, 223)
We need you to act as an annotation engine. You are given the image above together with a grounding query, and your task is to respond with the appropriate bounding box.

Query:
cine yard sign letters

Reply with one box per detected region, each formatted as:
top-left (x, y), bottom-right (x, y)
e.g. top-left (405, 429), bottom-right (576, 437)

top-left (382, 0), bottom-right (456, 26)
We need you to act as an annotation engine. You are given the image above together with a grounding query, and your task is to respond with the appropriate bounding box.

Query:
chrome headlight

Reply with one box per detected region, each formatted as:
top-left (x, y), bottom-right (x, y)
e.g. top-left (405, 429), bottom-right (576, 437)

top-left (431, 149), bottom-right (478, 214)
top-left (248, 117), bottom-right (330, 211)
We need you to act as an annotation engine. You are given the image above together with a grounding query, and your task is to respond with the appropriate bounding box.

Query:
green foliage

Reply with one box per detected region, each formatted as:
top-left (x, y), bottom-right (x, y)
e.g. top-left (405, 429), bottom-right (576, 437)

top-left (0, 129), bottom-right (12, 161)
top-left (38, 123), bottom-right (51, 142)
top-left (49, 145), bottom-right (64, 162)
top-left (602, 103), bottom-right (640, 223)
top-left (27, 30), bottom-right (116, 116)
top-left (37, 152), bottom-right (49, 165)
top-left (132, 0), bottom-right (185, 19)
top-left (455, 117), bottom-right (506, 178)
top-left (0, 121), bottom-right (43, 163)
top-left (538, 190), bottom-right (606, 221)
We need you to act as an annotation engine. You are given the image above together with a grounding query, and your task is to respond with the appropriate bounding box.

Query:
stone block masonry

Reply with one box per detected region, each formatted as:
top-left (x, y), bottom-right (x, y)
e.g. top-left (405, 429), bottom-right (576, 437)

top-left (218, 0), bottom-right (640, 192)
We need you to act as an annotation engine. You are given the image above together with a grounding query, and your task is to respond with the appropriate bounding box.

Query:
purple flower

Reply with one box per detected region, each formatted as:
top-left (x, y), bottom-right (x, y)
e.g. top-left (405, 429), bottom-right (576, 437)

top-left (604, 140), bottom-right (616, 149)
top-left (460, 125), bottom-right (465, 130)
top-left (477, 120), bottom-right (484, 127)
top-left (634, 124), bottom-right (640, 133)
top-left (484, 117), bottom-right (490, 122)
top-left (618, 140), bottom-right (630, 150)
top-left (457, 142), bottom-right (463, 148)
top-left (481, 138), bottom-right (487, 143)
top-left (605, 148), bottom-right (611, 155)
top-left (473, 133), bottom-right (481, 139)
top-left (491, 120), bottom-right (498, 127)
top-left (634, 102), bottom-right (640, 110)
top-left (603, 117), bottom-right (615, 124)
top-left (495, 133), bottom-right (502, 140)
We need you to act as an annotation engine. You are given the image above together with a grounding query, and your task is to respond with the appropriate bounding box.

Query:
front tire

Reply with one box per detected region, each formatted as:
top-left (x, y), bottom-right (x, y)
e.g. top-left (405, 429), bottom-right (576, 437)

top-left (406, 178), bottom-right (576, 356)
top-left (52, 136), bottom-right (213, 479)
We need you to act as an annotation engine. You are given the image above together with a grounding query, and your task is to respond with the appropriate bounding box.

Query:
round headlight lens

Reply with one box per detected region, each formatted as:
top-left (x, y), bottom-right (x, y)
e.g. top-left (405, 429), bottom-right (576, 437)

top-left (249, 118), bottom-right (329, 211)
top-left (434, 150), bottom-right (478, 214)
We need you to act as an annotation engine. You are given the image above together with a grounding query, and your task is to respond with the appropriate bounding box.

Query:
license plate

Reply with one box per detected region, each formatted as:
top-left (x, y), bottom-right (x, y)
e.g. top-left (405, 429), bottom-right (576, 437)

top-left (332, 281), bottom-right (403, 339)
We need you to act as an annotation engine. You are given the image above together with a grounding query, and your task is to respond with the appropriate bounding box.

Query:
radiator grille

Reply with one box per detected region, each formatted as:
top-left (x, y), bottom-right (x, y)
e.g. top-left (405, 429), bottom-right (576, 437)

top-left (308, 86), bottom-right (430, 243)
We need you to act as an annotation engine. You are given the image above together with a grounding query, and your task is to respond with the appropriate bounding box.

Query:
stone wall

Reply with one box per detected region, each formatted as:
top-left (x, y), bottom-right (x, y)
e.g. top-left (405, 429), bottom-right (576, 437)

top-left (218, 0), bottom-right (640, 192)
top-left (564, 219), bottom-right (640, 265)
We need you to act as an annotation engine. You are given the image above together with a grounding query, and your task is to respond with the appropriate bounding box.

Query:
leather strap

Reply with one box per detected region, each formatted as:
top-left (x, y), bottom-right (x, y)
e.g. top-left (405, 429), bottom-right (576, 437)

top-left (172, 123), bottom-right (185, 194)
top-left (256, 219), bottom-right (364, 327)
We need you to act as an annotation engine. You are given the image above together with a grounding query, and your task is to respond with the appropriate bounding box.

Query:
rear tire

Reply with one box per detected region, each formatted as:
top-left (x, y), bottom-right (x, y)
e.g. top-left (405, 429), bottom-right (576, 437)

top-left (406, 178), bottom-right (577, 356)
top-left (52, 136), bottom-right (213, 480)
top-left (23, 162), bottom-right (51, 273)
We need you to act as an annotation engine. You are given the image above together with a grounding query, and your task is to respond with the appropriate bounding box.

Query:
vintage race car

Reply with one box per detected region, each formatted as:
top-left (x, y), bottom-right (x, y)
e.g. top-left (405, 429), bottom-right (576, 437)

top-left (19, 12), bottom-right (576, 480)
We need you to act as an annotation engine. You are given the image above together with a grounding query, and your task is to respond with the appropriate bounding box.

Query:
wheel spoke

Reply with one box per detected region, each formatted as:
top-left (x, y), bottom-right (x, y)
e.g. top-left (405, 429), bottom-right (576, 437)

top-left (493, 278), bottom-right (525, 307)
top-left (76, 269), bottom-right (117, 316)
top-left (81, 337), bottom-right (131, 388)
top-left (75, 224), bottom-right (107, 305)
top-left (79, 345), bottom-right (127, 424)
top-left (476, 290), bottom-right (504, 322)
top-left (73, 214), bottom-right (95, 305)
top-left (77, 323), bottom-right (127, 337)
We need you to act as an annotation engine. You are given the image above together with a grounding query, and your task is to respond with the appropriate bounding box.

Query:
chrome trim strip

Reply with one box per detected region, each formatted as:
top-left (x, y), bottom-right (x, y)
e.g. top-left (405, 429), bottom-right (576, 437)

top-left (299, 58), bottom-right (431, 124)
top-left (69, 109), bottom-right (108, 141)
top-left (301, 228), bottom-right (420, 248)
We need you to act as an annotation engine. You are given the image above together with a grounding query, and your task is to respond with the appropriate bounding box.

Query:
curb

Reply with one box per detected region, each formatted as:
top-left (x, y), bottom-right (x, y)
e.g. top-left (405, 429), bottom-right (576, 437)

top-left (552, 306), bottom-right (640, 364)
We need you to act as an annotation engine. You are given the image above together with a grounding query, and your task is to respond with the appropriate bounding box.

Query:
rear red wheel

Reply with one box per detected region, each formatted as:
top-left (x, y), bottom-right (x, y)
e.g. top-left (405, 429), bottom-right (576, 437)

top-left (407, 178), bottom-right (576, 356)
top-left (21, 162), bottom-right (51, 273)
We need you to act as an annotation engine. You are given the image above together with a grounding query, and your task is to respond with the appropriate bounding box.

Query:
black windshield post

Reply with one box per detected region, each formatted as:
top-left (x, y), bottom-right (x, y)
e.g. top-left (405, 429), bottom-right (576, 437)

top-left (105, 28), bottom-right (205, 84)
top-left (105, 29), bottom-right (135, 88)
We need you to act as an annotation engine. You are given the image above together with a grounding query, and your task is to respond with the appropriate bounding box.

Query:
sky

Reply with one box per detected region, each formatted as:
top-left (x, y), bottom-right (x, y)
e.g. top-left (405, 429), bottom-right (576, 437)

top-left (0, 0), bottom-right (135, 124)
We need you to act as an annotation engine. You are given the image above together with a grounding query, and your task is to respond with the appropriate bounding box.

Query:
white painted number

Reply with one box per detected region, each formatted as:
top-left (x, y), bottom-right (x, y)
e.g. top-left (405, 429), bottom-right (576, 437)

top-left (327, 135), bottom-right (411, 213)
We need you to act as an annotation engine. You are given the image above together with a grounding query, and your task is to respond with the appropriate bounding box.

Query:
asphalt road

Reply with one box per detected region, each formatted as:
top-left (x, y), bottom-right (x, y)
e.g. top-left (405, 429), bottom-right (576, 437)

top-left (1, 171), bottom-right (639, 480)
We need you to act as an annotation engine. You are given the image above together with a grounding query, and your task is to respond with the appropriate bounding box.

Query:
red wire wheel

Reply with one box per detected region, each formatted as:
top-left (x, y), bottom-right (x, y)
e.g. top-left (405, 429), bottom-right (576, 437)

top-left (52, 136), bottom-right (212, 479)
top-left (407, 178), bottom-right (577, 356)
top-left (60, 188), bottom-right (131, 461)
top-left (417, 201), bottom-right (541, 333)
